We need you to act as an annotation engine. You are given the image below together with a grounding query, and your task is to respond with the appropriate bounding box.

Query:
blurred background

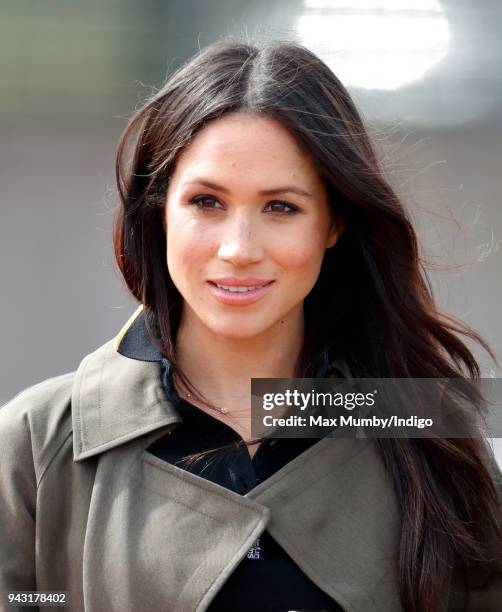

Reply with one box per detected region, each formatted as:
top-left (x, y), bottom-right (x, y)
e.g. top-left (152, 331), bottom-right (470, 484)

top-left (1, 1), bottom-right (501, 461)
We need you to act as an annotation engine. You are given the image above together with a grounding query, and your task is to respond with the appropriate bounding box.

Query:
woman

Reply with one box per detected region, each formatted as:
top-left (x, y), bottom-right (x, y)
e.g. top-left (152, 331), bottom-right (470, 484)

top-left (0, 39), bottom-right (500, 612)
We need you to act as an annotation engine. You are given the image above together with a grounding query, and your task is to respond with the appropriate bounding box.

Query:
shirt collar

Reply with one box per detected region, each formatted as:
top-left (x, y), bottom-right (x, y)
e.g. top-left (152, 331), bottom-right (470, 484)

top-left (115, 304), bottom-right (164, 362)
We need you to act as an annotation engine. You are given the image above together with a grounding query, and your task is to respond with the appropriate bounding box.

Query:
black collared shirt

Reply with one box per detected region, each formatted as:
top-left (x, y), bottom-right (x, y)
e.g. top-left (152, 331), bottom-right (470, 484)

top-left (118, 310), bottom-right (344, 612)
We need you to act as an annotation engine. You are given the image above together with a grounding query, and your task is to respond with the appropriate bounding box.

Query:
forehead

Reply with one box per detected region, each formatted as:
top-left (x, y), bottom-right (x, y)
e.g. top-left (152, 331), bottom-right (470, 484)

top-left (171, 112), bottom-right (320, 183)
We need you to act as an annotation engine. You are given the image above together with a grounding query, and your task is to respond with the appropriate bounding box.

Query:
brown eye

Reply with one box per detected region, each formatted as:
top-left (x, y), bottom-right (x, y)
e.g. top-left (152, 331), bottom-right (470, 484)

top-left (188, 195), bottom-right (224, 210)
top-left (265, 200), bottom-right (300, 214)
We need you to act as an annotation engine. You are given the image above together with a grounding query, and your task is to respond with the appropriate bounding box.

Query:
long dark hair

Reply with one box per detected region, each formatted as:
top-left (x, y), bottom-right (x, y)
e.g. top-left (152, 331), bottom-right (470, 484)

top-left (113, 39), bottom-right (501, 611)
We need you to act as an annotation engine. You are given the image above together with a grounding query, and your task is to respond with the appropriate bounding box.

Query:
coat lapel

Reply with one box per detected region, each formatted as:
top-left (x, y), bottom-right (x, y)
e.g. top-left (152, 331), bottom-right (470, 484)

top-left (81, 440), bottom-right (270, 612)
top-left (247, 436), bottom-right (403, 612)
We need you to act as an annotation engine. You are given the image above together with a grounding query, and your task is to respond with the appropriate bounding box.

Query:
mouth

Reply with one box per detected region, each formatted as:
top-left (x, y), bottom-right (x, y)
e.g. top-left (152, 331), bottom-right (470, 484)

top-left (206, 280), bottom-right (275, 305)
top-left (209, 281), bottom-right (273, 292)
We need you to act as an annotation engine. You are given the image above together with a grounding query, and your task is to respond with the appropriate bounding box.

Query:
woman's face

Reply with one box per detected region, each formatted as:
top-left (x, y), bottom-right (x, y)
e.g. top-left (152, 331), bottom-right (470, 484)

top-left (164, 112), bottom-right (340, 340)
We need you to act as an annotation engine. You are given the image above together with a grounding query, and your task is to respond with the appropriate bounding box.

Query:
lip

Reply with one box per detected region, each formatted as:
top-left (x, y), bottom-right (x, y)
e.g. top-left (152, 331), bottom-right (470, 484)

top-left (207, 280), bottom-right (275, 305)
top-left (208, 277), bottom-right (274, 287)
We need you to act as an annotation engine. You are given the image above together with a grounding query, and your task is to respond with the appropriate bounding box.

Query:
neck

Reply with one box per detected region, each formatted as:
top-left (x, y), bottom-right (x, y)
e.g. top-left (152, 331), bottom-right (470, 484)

top-left (174, 305), bottom-right (305, 416)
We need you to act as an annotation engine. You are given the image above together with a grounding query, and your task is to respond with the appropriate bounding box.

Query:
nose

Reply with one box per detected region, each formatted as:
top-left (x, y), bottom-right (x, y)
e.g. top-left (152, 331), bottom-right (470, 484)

top-left (217, 215), bottom-right (264, 267)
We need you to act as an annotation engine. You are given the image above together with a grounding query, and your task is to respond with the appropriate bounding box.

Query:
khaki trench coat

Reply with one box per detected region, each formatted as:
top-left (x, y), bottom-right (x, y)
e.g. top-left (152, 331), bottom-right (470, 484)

top-left (0, 316), bottom-right (501, 611)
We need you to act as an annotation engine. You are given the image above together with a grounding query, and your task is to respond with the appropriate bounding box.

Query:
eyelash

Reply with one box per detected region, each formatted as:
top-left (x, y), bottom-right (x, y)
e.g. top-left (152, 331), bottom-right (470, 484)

top-left (188, 195), bottom-right (300, 215)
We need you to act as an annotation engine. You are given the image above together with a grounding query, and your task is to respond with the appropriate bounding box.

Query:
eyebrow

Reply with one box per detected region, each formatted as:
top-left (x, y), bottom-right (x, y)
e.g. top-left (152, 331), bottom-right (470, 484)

top-left (182, 178), bottom-right (313, 198)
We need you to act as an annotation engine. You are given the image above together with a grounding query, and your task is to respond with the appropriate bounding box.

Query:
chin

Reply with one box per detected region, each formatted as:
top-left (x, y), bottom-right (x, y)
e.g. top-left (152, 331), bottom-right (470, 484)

top-left (205, 317), bottom-right (271, 341)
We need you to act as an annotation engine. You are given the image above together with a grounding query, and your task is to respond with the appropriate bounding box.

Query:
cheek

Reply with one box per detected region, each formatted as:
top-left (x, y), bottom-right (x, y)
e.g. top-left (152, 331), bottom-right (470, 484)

top-left (166, 223), bottom-right (215, 279)
top-left (273, 230), bottom-right (326, 274)
top-left (290, 245), bottom-right (319, 268)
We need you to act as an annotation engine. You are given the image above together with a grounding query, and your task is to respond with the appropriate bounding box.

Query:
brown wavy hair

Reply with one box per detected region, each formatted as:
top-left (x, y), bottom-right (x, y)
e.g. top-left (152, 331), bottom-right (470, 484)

top-left (113, 39), bottom-right (502, 611)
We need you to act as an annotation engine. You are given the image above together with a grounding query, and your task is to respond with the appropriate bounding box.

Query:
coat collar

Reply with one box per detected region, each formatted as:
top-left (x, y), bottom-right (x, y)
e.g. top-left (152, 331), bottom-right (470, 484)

top-left (72, 305), bottom-right (183, 461)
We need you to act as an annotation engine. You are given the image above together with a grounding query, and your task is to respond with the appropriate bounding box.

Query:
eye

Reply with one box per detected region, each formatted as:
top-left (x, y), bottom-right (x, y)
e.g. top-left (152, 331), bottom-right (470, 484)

top-left (264, 200), bottom-right (300, 215)
top-left (187, 195), bottom-right (300, 215)
top-left (188, 195), bottom-right (224, 211)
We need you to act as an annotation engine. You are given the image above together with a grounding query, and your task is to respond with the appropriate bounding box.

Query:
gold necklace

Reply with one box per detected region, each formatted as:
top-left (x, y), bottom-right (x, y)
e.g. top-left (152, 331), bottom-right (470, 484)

top-left (178, 388), bottom-right (229, 414)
